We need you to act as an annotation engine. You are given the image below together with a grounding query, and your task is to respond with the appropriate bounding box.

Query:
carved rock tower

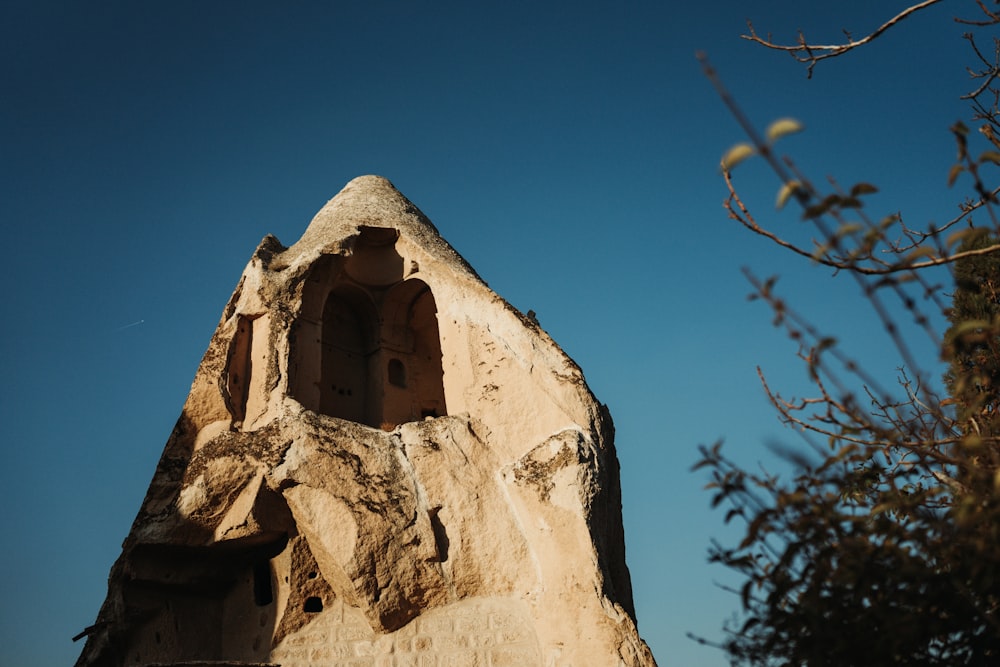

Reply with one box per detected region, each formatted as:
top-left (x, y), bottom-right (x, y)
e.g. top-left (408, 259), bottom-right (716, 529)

top-left (76, 176), bottom-right (657, 667)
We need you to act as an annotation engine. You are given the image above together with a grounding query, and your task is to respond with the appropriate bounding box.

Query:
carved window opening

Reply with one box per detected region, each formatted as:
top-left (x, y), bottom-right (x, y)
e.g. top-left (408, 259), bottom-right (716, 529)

top-left (228, 317), bottom-right (253, 423)
top-left (388, 358), bottom-right (406, 388)
top-left (226, 314), bottom-right (270, 429)
top-left (303, 596), bottom-right (323, 613)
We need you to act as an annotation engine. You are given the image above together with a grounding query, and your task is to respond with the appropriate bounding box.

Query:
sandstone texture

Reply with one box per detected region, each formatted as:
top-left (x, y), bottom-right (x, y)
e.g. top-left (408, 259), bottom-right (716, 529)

top-left (76, 176), bottom-right (657, 667)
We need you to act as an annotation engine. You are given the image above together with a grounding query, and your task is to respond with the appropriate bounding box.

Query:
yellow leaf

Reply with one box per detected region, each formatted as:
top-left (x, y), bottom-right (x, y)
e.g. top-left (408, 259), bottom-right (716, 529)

top-left (878, 214), bottom-right (900, 229)
top-left (952, 319), bottom-right (990, 337)
top-left (775, 180), bottom-right (801, 209)
top-left (836, 223), bottom-right (863, 237)
top-left (962, 433), bottom-right (982, 449)
top-left (947, 226), bottom-right (990, 248)
top-left (871, 503), bottom-right (892, 516)
top-left (721, 143), bottom-right (755, 170)
top-left (948, 163), bottom-right (964, 187)
top-left (811, 242), bottom-right (831, 261)
top-left (979, 150), bottom-right (1000, 165)
top-left (946, 228), bottom-right (972, 247)
top-left (766, 118), bottom-right (804, 143)
top-left (904, 246), bottom-right (936, 263)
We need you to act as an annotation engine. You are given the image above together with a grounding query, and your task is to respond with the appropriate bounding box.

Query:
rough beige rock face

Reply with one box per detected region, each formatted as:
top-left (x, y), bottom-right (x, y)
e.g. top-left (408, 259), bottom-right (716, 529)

top-left (76, 176), bottom-right (657, 667)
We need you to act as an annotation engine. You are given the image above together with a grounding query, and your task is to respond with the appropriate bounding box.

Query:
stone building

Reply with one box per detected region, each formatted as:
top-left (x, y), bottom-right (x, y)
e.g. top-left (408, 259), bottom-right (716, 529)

top-left (75, 176), bottom-right (657, 667)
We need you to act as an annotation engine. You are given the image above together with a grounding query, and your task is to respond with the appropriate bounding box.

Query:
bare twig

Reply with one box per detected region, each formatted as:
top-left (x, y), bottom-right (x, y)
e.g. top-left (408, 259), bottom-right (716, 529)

top-left (743, 0), bottom-right (945, 77)
top-left (722, 151), bottom-right (1000, 275)
top-left (955, 0), bottom-right (1000, 26)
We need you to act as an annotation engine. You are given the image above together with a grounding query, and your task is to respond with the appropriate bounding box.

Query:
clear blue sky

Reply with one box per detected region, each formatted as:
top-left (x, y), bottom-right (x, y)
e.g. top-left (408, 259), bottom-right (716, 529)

top-left (0, 1), bottom-right (978, 664)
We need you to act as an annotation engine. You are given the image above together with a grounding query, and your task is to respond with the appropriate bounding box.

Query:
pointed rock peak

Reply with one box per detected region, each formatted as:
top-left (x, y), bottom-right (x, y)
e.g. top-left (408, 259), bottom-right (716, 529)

top-left (280, 176), bottom-right (473, 276)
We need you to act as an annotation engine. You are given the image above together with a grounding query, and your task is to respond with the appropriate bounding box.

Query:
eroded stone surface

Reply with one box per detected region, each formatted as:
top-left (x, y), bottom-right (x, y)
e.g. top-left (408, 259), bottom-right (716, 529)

top-left (271, 597), bottom-right (541, 667)
top-left (76, 176), bottom-right (657, 667)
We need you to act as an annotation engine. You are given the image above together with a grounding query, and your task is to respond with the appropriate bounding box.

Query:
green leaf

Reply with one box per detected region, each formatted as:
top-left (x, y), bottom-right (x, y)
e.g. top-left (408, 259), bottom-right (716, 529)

top-left (776, 180), bottom-right (802, 209)
top-left (766, 118), bottom-right (804, 143)
top-left (721, 143), bottom-right (755, 170)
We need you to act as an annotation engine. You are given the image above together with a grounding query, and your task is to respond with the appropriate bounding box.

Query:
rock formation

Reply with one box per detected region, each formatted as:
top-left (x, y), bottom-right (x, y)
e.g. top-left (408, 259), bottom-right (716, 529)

top-left (75, 175), bottom-right (658, 667)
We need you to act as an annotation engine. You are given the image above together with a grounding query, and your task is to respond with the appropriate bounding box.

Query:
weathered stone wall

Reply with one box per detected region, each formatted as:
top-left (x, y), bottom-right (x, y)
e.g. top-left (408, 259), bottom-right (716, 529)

top-left (272, 598), bottom-right (541, 667)
top-left (75, 176), bottom-right (656, 667)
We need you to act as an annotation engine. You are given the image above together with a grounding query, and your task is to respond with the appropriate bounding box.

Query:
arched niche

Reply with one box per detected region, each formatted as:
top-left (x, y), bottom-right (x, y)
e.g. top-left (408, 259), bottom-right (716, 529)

top-left (380, 279), bottom-right (447, 427)
top-left (289, 230), bottom-right (447, 428)
top-left (319, 285), bottom-right (379, 425)
top-left (288, 254), bottom-right (345, 414)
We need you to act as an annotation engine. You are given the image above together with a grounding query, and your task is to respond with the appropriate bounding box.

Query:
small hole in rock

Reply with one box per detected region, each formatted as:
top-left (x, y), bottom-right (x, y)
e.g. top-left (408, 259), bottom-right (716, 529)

top-left (304, 597), bottom-right (323, 613)
top-left (253, 560), bottom-right (273, 606)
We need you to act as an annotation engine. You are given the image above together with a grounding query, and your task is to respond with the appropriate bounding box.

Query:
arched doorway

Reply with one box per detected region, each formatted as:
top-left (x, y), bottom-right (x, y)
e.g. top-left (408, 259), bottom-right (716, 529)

top-left (290, 229), bottom-right (447, 428)
top-left (379, 279), bottom-right (447, 427)
top-left (319, 286), bottom-right (378, 425)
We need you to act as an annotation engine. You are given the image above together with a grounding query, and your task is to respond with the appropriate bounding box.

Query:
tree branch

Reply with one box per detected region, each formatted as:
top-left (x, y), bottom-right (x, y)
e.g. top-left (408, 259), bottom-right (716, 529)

top-left (743, 0), bottom-right (945, 77)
